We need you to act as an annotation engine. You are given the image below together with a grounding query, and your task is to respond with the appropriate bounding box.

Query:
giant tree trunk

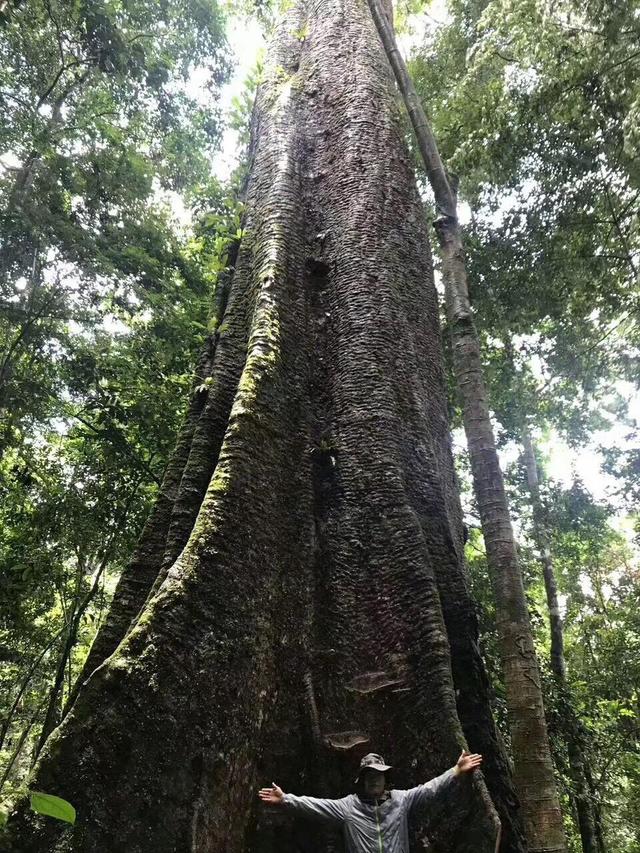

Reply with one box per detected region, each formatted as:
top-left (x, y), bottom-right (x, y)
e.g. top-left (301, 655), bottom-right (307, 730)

top-left (522, 429), bottom-right (604, 853)
top-left (4, 3), bottom-right (521, 851)
top-left (365, 4), bottom-right (566, 852)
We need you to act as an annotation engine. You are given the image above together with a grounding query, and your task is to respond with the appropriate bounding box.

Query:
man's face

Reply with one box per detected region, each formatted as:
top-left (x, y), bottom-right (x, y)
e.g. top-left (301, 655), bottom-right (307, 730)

top-left (362, 769), bottom-right (386, 798)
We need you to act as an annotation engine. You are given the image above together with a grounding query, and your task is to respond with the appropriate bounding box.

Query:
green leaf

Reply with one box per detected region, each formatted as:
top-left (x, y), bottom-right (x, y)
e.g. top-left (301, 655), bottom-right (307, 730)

top-left (30, 791), bottom-right (76, 825)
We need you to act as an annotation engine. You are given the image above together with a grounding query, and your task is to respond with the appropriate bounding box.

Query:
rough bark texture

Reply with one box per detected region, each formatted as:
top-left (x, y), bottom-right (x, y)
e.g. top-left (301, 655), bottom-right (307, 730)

top-left (4, 3), bottom-right (519, 851)
top-left (70, 248), bottom-right (240, 698)
top-left (365, 3), bottom-right (566, 851)
top-left (522, 429), bottom-right (603, 853)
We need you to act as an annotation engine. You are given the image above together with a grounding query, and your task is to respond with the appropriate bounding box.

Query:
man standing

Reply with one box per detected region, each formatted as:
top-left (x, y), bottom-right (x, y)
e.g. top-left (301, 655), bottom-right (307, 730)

top-left (258, 750), bottom-right (483, 852)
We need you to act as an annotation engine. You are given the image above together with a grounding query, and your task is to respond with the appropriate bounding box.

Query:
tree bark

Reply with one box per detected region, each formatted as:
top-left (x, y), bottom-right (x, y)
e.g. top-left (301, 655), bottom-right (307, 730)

top-left (365, 3), bottom-right (566, 852)
top-left (4, 3), bottom-right (519, 851)
top-left (522, 428), bottom-right (604, 853)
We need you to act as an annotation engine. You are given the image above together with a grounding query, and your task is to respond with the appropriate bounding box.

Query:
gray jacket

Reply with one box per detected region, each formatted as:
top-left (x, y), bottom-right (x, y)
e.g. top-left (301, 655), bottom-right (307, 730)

top-left (282, 767), bottom-right (460, 853)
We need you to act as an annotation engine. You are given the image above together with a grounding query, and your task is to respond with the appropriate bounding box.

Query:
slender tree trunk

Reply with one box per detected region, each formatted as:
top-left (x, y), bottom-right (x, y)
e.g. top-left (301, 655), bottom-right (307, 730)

top-left (35, 631), bottom-right (74, 758)
top-left (365, 3), bottom-right (566, 852)
top-left (521, 430), bottom-right (565, 674)
top-left (4, 4), bottom-right (519, 850)
top-left (0, 698), bottom-right (48, 796)
top-left (522, 429), bottom-right (604, 853)
top-left (584, 763), bottom-right (607, 853)
top-left (0, 632), bottom-right (60, 754)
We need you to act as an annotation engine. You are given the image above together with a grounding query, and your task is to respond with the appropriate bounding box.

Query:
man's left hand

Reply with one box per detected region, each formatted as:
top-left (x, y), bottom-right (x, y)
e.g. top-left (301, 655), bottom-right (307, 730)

top-left (455, 750), bottom-right (483, 774)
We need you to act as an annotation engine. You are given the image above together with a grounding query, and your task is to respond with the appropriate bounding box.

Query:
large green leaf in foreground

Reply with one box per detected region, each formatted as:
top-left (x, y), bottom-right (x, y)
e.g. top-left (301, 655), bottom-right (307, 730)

top-left (29, 792), bottom-right (76, 825)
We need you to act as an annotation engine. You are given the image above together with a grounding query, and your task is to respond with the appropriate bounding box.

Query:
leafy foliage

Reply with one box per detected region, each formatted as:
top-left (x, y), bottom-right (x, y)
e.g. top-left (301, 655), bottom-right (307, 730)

top-left (410, 0), bottom-right (639, 435)
top-left (1, 3), bottom-right (639, 851)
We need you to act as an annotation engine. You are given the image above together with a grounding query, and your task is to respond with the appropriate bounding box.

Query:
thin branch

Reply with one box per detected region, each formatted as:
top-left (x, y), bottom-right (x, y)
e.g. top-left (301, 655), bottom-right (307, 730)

top-left (43, 0), bottom-right (65, 67)
top-left (366, 0), bottom-right (457, 219)
top-left (0, 629), bottom-right (63, 753)
top-left (35, 60), bottom-right (81, 113)
top-left (601, 179), bottom-right (638, 278)
top-left (598, 49), bottom-right (640, 78)
top-left (0, 90), bottom-right (33, 111)
top-left (67, 409), bottom-right (162, 486)
top-left (0, 696), bottom-right (49, 795)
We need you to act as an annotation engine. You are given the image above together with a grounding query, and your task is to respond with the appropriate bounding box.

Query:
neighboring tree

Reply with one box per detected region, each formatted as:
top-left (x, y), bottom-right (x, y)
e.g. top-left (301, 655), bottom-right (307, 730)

top-left (401, 1), bottom-right (639, 847)
top-left (487, 335), bottom-right (608, 853)
top-left (464, 474), bottom-right (640, 853)
top-left (407, 0), bottom-right (639, 419)
top-left (539, 481), bottom-right (640, 852)
top-left (3, 3), bottom-right (521, 851)
top-left (521, 431), bottom-right (603, 853)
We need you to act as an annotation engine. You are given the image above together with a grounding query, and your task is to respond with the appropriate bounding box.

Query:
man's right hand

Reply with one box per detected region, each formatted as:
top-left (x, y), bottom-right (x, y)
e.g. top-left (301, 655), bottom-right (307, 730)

top-left (258, 783), bottom-right (285, 805)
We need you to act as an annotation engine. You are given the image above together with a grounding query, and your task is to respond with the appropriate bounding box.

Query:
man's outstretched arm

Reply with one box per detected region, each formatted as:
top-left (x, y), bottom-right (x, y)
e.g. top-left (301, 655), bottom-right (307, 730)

top-left (258, 783), bottom-right (348, 825)
top-left (402, 750), bottom-right (483, 814)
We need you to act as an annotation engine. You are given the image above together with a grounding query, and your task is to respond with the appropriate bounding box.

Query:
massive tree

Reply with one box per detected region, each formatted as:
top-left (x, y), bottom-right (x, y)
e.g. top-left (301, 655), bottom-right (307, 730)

top-left (3, 2), bottom-right (523, 850)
